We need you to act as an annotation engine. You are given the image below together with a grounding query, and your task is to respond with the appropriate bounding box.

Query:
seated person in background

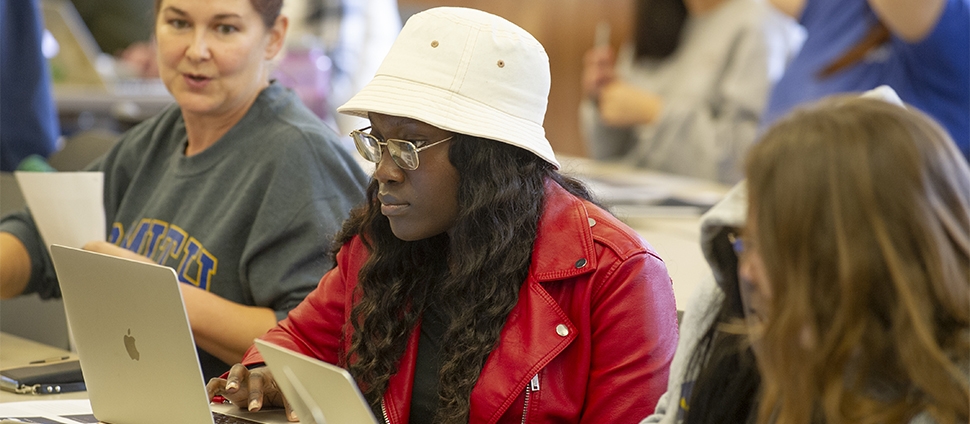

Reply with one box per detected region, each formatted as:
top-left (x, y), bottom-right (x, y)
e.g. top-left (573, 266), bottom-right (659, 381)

top-left (1, 0), bottom-right (60, 171)
top-left (744, 96), bottom-right (969, 423)
top-left (207, 7), bottom-right (680, 423)
top-left (641, 89), bottom-right (969, 424)
top-left (0, 0), bottom-right (369, 380)
top-left (580, 0), bottom-right (800, 183)
top-left (640, 182), bottom-right (759, 424)
top-left (762, 0), bottom-right (969, 159)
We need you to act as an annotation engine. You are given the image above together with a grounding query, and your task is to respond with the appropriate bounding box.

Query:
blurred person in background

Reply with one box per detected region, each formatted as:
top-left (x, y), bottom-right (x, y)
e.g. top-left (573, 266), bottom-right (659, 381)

top-left (1, 0), bottom-right (60, 171)
top-left (762, 0), bottom-right (969, 160)
top-left (272, 0), bottom-right (400, 163)
top-left (581, 0), bottom-right (801, 183)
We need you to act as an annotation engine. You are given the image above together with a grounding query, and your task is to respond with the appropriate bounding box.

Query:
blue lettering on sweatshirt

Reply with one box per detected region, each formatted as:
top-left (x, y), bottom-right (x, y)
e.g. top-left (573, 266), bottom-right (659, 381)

top-left (108, 220), bottom-right (218, 290)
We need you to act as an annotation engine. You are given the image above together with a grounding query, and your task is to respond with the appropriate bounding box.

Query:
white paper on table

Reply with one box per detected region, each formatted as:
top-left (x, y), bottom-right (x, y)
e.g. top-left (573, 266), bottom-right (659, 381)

top-left (0, 399), bottom-right (95, 423)
top-left (14, 172), bottom-right (106, 255)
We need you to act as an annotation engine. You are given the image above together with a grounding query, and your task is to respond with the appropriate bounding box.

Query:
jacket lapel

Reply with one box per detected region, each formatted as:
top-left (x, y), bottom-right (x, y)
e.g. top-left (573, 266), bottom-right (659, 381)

top-left (469, 278), bottom-right (576, 423)
top-left (468, 181), bottom-right (597, 423)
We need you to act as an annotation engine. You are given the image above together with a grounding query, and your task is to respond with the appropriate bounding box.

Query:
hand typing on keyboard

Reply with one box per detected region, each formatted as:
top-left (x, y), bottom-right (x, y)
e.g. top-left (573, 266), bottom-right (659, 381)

top-left (207, 363), bottom-right (298, 422)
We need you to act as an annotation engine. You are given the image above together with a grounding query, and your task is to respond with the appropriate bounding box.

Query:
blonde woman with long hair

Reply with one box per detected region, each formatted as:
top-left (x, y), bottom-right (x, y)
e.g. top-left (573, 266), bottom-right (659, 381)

top-left (741, 96), bottom-right (970, 424)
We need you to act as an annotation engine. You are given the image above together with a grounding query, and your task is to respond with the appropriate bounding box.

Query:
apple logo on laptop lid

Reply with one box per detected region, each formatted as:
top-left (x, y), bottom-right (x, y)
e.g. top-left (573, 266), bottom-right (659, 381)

top-left (124, 329), bottom-right (140, 361)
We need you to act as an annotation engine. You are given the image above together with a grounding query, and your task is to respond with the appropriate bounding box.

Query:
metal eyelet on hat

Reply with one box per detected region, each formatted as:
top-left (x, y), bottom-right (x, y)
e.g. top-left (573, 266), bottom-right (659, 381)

top-left (431, 40), bottom-right (439, 48)
top-left (575, 258), bottom-right (587, 268)
top-left (496, 60), bottom-right (505, 68)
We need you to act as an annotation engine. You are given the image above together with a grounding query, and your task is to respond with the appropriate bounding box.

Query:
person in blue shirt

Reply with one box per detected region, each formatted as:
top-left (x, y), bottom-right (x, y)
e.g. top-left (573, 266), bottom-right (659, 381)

top-left (763, 0), bottom-right (969, 159)
top-left (0, 0), bottom-right (60, 171)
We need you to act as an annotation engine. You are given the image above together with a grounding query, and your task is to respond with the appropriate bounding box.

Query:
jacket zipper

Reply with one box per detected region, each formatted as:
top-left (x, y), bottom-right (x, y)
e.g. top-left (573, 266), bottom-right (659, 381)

top-left (381, 398), bottom-right (391, 424)
top-left (521, 374), bottom-right (540, 424)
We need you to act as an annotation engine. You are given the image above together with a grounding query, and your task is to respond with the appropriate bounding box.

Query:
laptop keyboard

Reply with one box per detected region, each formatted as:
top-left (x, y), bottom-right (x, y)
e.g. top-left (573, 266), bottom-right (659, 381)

top-left (213, 412), bottom-right (266, 424)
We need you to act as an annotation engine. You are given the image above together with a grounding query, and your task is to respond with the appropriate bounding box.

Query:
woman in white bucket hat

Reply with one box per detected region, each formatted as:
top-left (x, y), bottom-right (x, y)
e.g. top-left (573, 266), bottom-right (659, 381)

top-left (209, 7), bottom-right (679, 423)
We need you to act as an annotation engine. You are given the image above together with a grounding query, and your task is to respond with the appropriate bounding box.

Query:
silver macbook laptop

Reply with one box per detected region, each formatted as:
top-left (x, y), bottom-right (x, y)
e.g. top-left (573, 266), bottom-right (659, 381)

top-left (49, 244), bottom-right (289, 424)
top-left (254, 339), bottom-right (379, 424)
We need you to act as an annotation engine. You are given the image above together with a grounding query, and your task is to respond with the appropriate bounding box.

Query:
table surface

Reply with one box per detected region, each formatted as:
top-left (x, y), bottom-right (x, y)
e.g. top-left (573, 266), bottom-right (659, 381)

top-left (0, 333), bottom-right (86, 403)
top-left (54, 81), bottom-right (174, 119)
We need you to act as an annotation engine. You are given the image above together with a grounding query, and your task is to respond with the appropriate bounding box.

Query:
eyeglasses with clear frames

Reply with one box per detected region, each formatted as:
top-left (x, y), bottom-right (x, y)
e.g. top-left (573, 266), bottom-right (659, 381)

top-left (350, 126), bottom-right (453, 170)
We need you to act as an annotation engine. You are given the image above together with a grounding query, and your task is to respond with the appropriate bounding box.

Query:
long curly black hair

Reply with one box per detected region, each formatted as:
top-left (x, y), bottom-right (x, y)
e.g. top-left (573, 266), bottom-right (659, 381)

top-left (329, 134), bottom-right (592, 422)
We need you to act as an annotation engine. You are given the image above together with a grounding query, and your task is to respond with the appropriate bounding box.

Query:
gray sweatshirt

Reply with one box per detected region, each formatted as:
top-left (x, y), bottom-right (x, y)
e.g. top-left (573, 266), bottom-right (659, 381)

top-left (1, 82), bottom-right (369, 378)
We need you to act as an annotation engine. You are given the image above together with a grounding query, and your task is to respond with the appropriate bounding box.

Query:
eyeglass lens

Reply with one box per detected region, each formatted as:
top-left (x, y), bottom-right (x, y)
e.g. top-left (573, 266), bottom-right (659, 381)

top-left (388, 142), bottom-right (419, 169)
top-left (352, 131), bottom-right (420, 170)
top-left (353, 133), bottom-right (381, 162)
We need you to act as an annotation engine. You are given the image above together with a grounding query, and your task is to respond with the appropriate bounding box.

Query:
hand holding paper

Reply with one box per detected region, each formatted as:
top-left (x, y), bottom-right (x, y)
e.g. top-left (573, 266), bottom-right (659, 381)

top-left (82, 241), bottom-right (154, 264)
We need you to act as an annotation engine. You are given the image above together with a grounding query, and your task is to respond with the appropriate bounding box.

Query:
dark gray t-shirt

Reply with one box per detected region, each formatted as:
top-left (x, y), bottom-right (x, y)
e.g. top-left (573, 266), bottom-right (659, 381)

top-left (1, 82), bottom-right (369, 378)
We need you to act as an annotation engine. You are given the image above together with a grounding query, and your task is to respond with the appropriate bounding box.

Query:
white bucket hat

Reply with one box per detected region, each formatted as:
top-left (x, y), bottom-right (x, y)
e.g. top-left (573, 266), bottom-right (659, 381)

top-left (337, 7), bottom-right (559, 168)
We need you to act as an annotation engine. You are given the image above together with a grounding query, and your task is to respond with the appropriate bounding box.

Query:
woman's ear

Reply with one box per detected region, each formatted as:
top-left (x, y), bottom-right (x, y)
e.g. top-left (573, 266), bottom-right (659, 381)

top-left (264, 14), bottom-right (288, 60)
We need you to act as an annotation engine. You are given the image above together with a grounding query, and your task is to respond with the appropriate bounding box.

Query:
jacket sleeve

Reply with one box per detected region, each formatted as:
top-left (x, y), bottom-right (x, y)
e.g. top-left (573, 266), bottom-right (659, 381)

top-left (0, 123), bottom-right (141, 299)
top-left (242, 237), bottom-right (363, 367)
top-left (0, 210), bottom-right (56, 297)
top-left (581, 250), bottom-right (679, 423)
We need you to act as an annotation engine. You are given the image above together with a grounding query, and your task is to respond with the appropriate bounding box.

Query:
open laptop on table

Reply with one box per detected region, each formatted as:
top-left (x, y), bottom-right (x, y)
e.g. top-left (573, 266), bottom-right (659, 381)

top-left (253, 339), bottom-right (379, 424)
top-left (49, 245), bottom-right (289, 424)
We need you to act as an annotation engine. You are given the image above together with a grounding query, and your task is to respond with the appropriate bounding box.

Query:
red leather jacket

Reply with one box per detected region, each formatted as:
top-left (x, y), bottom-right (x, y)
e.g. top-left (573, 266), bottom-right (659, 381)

top-left (243, 182), bottom-right (679, 423)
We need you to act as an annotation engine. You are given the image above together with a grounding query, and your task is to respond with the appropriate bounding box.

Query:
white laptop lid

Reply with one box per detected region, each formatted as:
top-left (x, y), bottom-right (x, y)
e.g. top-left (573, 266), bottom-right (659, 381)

top-left (254, 339), bottom-right (379, 424)
top-left (49, 245), bottom-right (288, 424)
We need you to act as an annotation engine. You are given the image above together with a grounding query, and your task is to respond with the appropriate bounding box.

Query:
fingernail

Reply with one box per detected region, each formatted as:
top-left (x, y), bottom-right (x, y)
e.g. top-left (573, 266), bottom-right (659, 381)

top-left (226, 381), bottom-right (238, 390)
top-left (289, 411), bottom-right (298, 420)
top-left (249, 399), bottom-right (259, 411)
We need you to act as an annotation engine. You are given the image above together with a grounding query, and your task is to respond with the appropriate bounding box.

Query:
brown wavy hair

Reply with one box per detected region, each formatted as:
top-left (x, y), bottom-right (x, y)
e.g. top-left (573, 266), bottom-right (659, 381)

top-left (330, 135), bottom-right (593, 423)
top-left (746, 96), bottom-right (970, 424)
